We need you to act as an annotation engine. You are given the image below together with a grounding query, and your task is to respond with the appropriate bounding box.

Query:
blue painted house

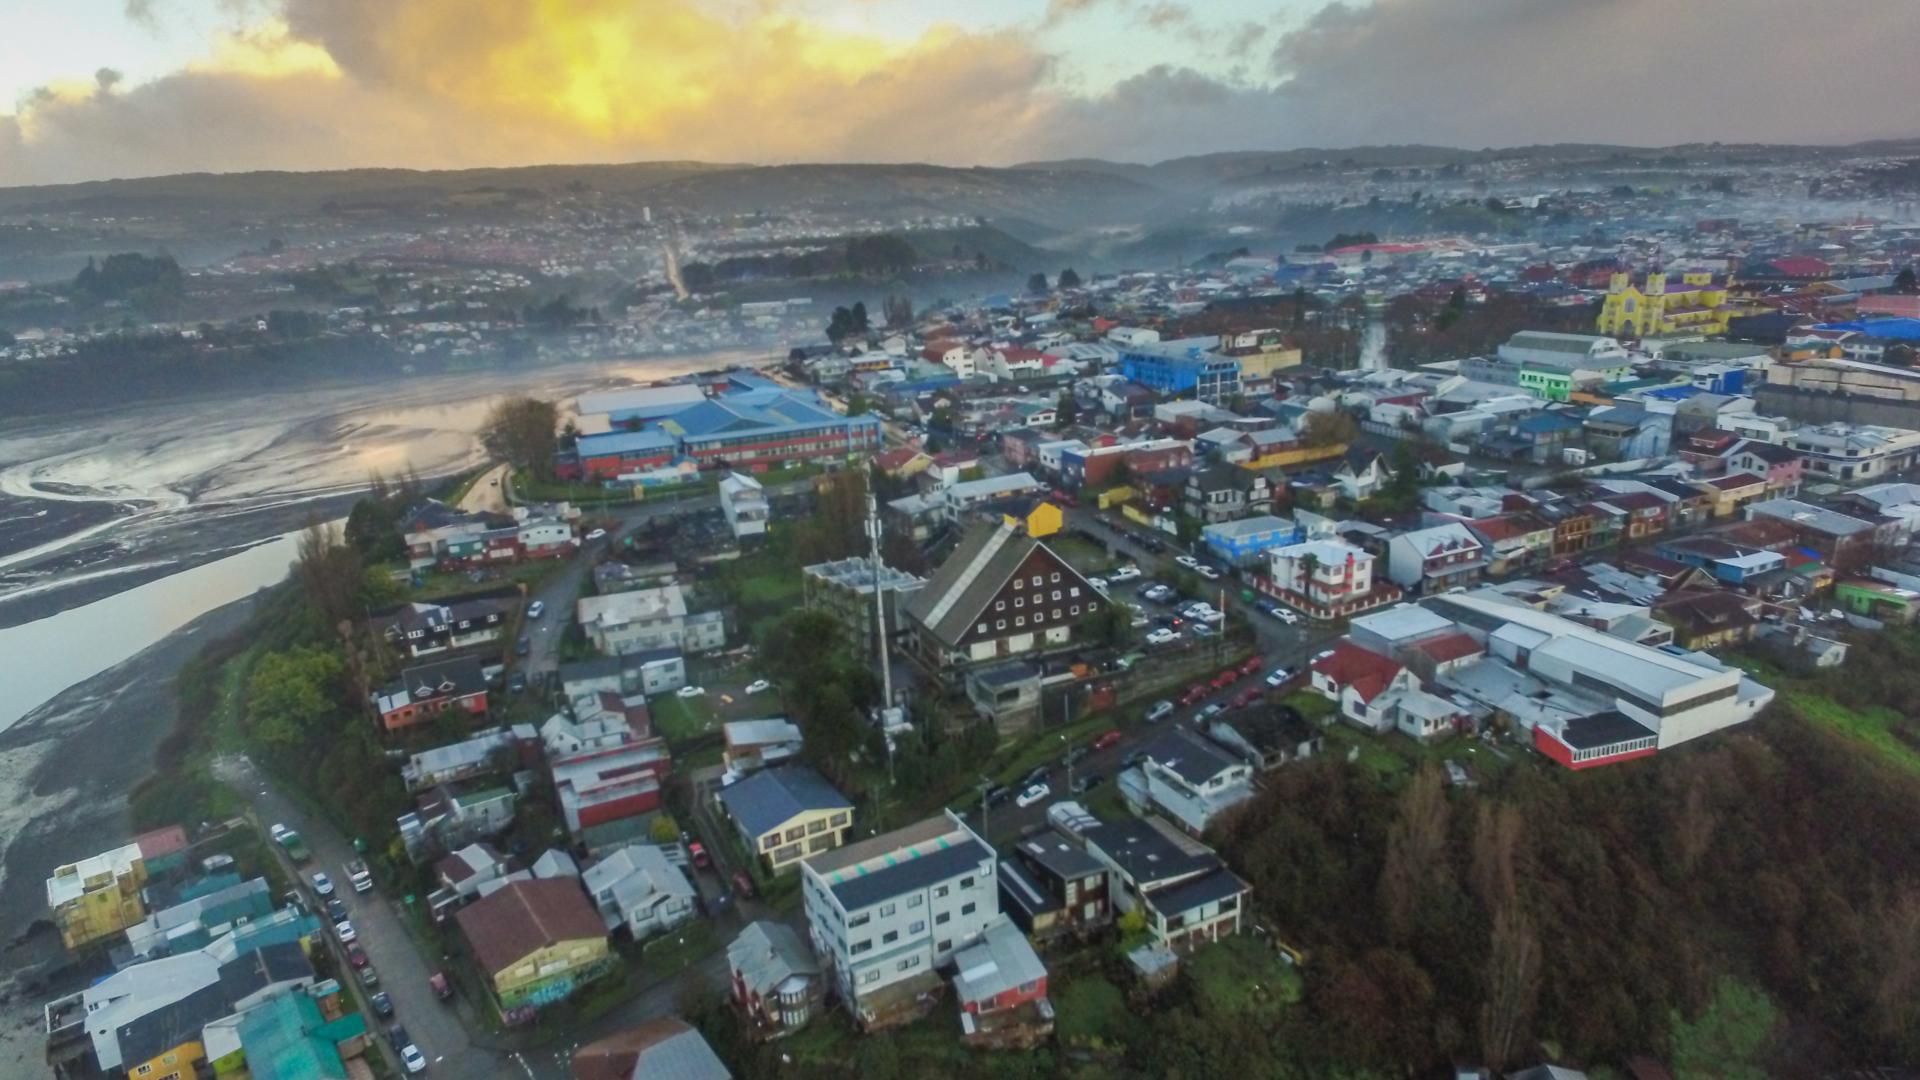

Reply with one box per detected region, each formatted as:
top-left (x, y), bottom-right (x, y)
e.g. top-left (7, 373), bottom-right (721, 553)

top-left (1201, 514), bottom-right (1302, 567)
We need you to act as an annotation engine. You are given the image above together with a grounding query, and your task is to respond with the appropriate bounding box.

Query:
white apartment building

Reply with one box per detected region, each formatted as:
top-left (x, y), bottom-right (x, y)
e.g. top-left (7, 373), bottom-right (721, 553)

top-left (1785, 422), bottom-right (1920, 484)
top-left (718, 472), bottom-right (770, 539)
top-left (575, 586), bottom-right (726, 656)
top-left (1268, 539), bottom-right (1376, 607)
top-left (800, 812), bottom-right (997, 1029)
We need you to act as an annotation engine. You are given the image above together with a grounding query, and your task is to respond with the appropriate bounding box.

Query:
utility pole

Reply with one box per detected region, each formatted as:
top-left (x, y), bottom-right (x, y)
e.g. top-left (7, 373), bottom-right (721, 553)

top-left (867, 488), bottom-right (896, 786)
top-left (976, 776), bottom-right (994, 843)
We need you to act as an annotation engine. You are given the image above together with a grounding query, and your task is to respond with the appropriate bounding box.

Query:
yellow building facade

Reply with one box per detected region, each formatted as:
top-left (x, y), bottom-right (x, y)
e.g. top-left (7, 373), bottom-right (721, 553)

top-left (1597, 271), bottom-right (1734, 337)
top-left (127, 1038), bottom-right (203, 1080)
top-left (1002, 500), bottom-right (1064, 538)
top-left (492, 935), bottom-right (613, 1007)
top-left (47, 842), bottom-right (149, 951)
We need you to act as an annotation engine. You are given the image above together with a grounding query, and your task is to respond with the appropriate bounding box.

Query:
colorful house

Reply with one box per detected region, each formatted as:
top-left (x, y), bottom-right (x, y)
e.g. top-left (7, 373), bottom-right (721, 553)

top-left (1598, 270), bottom-right (1735, 337)
top-left (219, 988), bottom-right (369, 1080)
top-left (1835, 578), bottom-right (1920, 624)
top-left (717, 766), bottom-right (855, 874)
top-left (455, 879), bottom-right (614, 1010)
top-left (46, 841), bottom-right (150, 951)
top-left (371, 656), bottom-right (490, 731)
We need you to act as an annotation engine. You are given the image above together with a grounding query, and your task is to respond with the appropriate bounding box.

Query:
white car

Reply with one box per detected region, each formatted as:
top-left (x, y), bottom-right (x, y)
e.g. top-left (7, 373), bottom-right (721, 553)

top-left (335, 920), bottom-right (356, 944)
top-left (1109, 565), bottom-right (1142, 582)
top-left (1196, 565), bottom-right (1222, 581)
top-left (585, 528), bottom-right (608, 541)
top-left (311, 872), bottom-right (334, 898)
top-left (1271, 607), bottom-right (1301, 625)
top-left (1195, 703), bottom-right (1225, 721)
top-left (269, 823), bottom-right (292, 844)
top-left (1087, 576), bottom-right (1109, 593)
top-left (527, 600), bottom-right (545, 619)
top-left (744, 679), bottom-right (772, 694)
top-left (1016, 783), bottom-right (1051, 808)
top-left (1174, 554), bottom-right (1200, 569)
top-left (1144, 700), bottom-right (1175, 723)
top-left (1266, 668), bottom-right (1293, 688)
top-left (1145, 628), bottom-right (1179, 646)
top-left (675, 685), bottom-right (706, 698)
top-left (401, 1044), bottom-right (428, 1074)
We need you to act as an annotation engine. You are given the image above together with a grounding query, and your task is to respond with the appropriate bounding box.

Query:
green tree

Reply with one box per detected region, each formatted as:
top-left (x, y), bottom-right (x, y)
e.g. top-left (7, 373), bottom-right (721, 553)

top-left (1299, 410), bottom-right (1359, 447)
top-left (480, 396), bottom-right (559, 481)
top-left (1026, 272), bottom-right (1049, 295)
top-left (1055, 390), bottom-right (1079, 426)
top-left (1667, 976), bottom-right (1778, 1080)
top-left (1057, 267), bottom-right (1082, 289)
top-left (246, 647), bottom-right (344, 754)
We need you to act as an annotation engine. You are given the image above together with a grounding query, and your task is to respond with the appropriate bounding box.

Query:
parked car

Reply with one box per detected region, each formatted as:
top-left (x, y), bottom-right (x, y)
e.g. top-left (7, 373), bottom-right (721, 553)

top-left (1050, 489), bottom-right (1078, 507)
top-left (1195, 703), bottom-right (1225, 721)
top-left (310, 872), bottom-right (335, 898)
top-left (1071, 772), bottom-right (1104, 795)
top-left (1239, 656), bottom-right (1266, 676)
top-left (1210, 670), bottom-right (1239, 690)
top-left (585, 527), bottom-right (608, 541)
top-left (515, 635), bottom-right (531, 656)
top-left (1109, 564), bottom-right (1142, 581)
top-left (335, 920), bottom-right (356, 944)
top-left (1144, 701), bottom-right (1175, 723)
top-left (1265, 668), bottom-right (1293, 688)
top-left (1021, 764), bottom-right (1051, 788)
top-left (1087, 576), bottom-right (1109, 593)
top-left (326, 898), bottom-right (348, 923)
top-left (1175, 554), bottom-right (1200, 569)
top-left (1179, 685), bottom-right (1210, 707)
top-left (359, 965), bottom-right (380, 989)
top-left (1145, 628), bottom-right (1179, 647)
top-left (1196, 565), bottom-right (1222, 581)
top-left (507, 672), bottom-right (527, 694)
top-left (675, 685), bottom-right (706, 698)
top-left (527, 600), bottom-right (545, 619)
top-left (388, 1025), bottom-right (413, 1054)
top-left (1233, 687), bottom-right (1265, 708)
top-left (347, 945), bottom-right (369, 969)
top-left (401, 1044), bottom-right (428, 1074)
top-left (984, 784), bottom-right (1013, 807)
top-left (687, 842), bottom-right (710, 870)
top-left (1016, 783), bottom-right (1051, 808)
top-left (1092, 729), bottom-right (1125, 751)
top-left (369, 991), bottom-right (394, 1019)
top-left (1192, 624), bottom-right (1219, 639)
top-left (744, 679), bottom-right (772, 694)
top-left (1269, 605), bottom-right (1301, 625)
top-left (1122, 750), bottom-right (1148, 770)
top-left (732, 870), bottom-right (757, 899)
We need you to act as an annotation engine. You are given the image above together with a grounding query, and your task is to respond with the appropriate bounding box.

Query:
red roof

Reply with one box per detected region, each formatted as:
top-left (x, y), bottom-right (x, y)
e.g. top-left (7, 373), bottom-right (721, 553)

top-left (1311, 642), bottom-right (1404, 704)
top-left (135, 826), bottom-right (189, 860)
top-left (1412, 632), bottom-right (1484, 665)
top-left (1768, 256), bottom-right (1833, 278)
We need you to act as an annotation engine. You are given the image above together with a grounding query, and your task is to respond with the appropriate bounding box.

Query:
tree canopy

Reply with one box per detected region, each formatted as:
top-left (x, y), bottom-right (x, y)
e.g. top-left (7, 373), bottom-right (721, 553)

top-left (480, 396), bottom-right (559, 480)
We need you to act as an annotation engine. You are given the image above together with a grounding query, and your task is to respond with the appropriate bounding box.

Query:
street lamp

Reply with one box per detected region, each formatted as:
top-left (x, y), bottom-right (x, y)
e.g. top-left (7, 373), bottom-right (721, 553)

top-left (1059, 732), bottom-right (1072, 797)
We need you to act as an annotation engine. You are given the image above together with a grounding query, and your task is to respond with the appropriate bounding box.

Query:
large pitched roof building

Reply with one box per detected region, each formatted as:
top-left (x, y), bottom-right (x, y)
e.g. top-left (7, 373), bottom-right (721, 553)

top-left (902, 522), bottom-right (1104, 672)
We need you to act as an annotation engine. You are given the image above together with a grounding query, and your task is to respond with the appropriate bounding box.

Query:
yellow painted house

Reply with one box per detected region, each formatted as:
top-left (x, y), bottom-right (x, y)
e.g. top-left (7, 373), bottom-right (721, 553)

top-left (46, 842), bottom-right (149, 951)
top-left (456, 880), bottom-right (614, 1010)
top-left (1598, 271), bottom-right (1734, 337)
top-left (717, 765), bottom-right (855, 873)
top-left (125, 1037), bottom-right (203, 1080)
top-left (1002, 498), bottom-right (1064, 538)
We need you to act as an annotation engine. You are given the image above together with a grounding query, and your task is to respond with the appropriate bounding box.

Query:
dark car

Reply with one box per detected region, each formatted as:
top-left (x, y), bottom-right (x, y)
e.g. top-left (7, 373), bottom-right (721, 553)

top-left (507, 671), bottom-right (527, 694)
top-left (515, 635), bottom-right (531, 656)
top-left (369, 991), bottom-right (394, 1018)
top-left (388, 1024), bottom-right (411, 1053)
top-left (1071, 772), bottom-right (1104, 795)
top-left (1021, 765), bottom-right (1051, 789)
top-left (732, 870), bottom-right (757, 899)
top-left (984, 784), bottom-right (1014, 807)
top-left (1062, 745), bottom-right (1091, 767)
top-left (326, 898), bottom-right (348, 923)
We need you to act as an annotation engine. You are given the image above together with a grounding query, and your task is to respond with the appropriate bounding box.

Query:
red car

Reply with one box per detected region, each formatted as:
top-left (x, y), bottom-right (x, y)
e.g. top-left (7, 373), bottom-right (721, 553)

top-left (1180, 685), bottom-right (1210, 706)
top-left (1239, 656), bottom-right (1265, 677)
top-left (1233, 688), bottom-right (1265, 708)
top-left (732, 870), bottom-right (757, 899)
top-left (347, 945), bottom-right (369, 970)
top-left (688, 842), bottom-right (710, 870)
top-left (1091, 730), bottom-right (1124, 752)
top-left (1210, 671), bottom-right (1238, 690)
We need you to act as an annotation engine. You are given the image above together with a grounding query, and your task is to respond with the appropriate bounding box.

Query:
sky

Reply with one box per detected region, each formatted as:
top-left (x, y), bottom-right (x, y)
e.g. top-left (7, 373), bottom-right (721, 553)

top-left (2, 0), bottom-right (1919, 187)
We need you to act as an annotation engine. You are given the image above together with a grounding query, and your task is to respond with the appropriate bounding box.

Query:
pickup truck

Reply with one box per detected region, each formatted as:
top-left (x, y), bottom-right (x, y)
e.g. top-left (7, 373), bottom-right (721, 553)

top-left (346, 860), bottom-right (373, 894)
top-left (270, 824), bottom-right (311, 864)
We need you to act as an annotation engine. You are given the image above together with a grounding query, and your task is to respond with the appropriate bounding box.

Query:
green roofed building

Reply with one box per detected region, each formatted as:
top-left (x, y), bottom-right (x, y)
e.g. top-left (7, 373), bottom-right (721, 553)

top-left (226, 990), bottom-right (368, 1080)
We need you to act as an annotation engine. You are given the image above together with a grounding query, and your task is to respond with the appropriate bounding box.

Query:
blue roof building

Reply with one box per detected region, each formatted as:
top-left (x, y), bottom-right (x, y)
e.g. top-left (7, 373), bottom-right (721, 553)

top-left (1119, 338), bottom-right (1240, 404)
top-left (571, 384), bottom-right (883, 480)
top-left (717, 766), bottom-right (855, 874)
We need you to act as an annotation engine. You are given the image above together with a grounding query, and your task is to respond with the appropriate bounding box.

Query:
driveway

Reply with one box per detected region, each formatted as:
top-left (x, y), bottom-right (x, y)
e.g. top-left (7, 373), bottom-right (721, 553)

top-left (459, 464), bottom-right (511, 515)
top-left (217, 754), bottom-right (502, 1079)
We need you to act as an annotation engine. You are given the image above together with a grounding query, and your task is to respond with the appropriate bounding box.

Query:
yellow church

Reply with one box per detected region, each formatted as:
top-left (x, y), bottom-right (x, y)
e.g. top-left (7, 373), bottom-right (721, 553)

top-left (1597, 270), bottom-right (1735, 337)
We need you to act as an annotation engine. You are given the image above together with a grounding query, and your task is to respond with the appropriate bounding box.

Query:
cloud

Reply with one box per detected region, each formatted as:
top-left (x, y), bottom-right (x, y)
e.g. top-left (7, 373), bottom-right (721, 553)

top-left (5, 0), bottom-right (1920, 187)
top-left (1262, 0), bottom-right (1920, 148)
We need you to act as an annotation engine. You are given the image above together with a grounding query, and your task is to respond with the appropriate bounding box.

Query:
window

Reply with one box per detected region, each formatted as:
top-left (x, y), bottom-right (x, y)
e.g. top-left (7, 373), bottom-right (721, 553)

top-left (1070, 605), bottom-right (1080, 616)
top-left (910, 919), bottom-right (926, 934)
top-left (1087, 602), bottom-right (1098, 612)
top-left (879, 902), bottom-right (896, 917)
top-left (938, 939), bottom-right (952, 953)
top-left (808, 819), bottom-right (827, 834)
top-left (1015, 616), bottom-right (1024, 627)
top-left (1013, 596), bottom-right (1023, 608)
top-left (935, 885), bottom-right (949, 898)
top-left (961, 902), bottom-right (977, 916)
top-left (1053, 609), bottom-right (1062, 620)
top-left (882, 930), bottom-right (899, 944)
top-left (829, 812), bottom-right (849, 827)
top-left (1031, 575), bottom-right (1042, 586)
top-left (976, 623), bottom-right (987, 634)
top-left (1050, 572), bottom-right (1061, 583)
top-left (762, 835), bottom-right (778, 851)
top-left (851, 939), bottom-right (872, 955)
top-left (961, 876), bottom-right (975, 888)
top-left (907, 894), bottom-right (923, 908)
top-left (936, 911), bottom-right (951, 925)
top-left (996, 620), bottom-right (1006, 630)
top-left (899, 955), bottom-right (921, 971)
top-left (1070, 587), bottom-right (1080, 597)
top-left (995, 600), bottom-right (1005, 611)
top-left (786, 827), bottom-right (805, 842)
top-left (862, 969), bottom-right (881, 984)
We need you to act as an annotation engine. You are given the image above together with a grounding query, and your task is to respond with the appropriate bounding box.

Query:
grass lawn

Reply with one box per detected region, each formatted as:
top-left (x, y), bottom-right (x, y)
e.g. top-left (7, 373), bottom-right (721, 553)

top-left (1281, 690), bottom-right (1335, 723)
top-left (1054, 974), bottom-right (1129, 1049)
top-left (1049, 535), bottom-right (1119, 575)
top-left (510, 468), bottom-right (639, 507)
top-left (650, 694), bottom-right (719, 743)
top-left (634, 920), bottom-right (717, 981)
top-left (406, 559), bottom-right (563, 601)
top-left (1185, 935), bottom-right (1303, 1024)
top-left (735, 568), bottom-right (802, 609)
top-left (1785, 688), bottom-right (1920, 777)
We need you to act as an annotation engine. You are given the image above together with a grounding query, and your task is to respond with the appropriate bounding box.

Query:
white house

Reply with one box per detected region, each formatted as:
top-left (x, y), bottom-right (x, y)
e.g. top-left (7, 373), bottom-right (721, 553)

top-left (582, 844), bottom-right (698, 940)
top-left (719, 472), bottom-right (770, 539)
